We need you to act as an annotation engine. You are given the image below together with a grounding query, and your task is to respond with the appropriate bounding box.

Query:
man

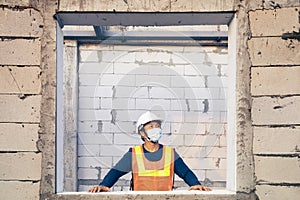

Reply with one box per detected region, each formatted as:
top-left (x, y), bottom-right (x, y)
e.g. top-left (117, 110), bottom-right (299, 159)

top-left (89, 111), bottom-right (211, 192)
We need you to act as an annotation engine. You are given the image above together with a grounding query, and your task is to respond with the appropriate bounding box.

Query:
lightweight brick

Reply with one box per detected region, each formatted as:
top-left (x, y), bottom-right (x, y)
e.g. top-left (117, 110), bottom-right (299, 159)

top-left (185, 87), bottom-right (219, 99)
top-left (79, 86), bottom-right (113, 97)
top-left (136, 98), bottom-right (170, 110)
top-left (251, 66), bottom-right (300, 95)
top-left (160, 134), bottom-right (184, 146)
top-left (207, 53), bottom-right (228, 64)
top-left (150, 87), bottom-right (184, 99)
top-left (0, 153), bottom-right (41, 180)
top-left (148, 65), bottom-right (179, 76)
top-left (112, 110), bottom-right (143, 122)
top-left (136, 75), bottom-right (171, 87)
top-left (185, 64), bottom-right (219, 76)
top-left (78, 168), bottom-right (99, 179)
top-left (0, 181), bottom-right (39, 200)
top-left (0, 123), bottom-right (39, 151)
top-left (114, 62), bottom-right (141, 74)
top-left (252, 96), bottom-right (300, 125)
top-left (184, 157), bottom-right (226, 170)
top-left (253, 127), bottom-right (300, 154)
top-left (171, 76), bottom-right (206, 88)
top-left (114, 86), bottom-right (146, 98)
top-left (248, 37), bottom-right (300, 66)
top-left (0, 66), bottom-right (41, 94)
top-left (100, 74), bottom-right (136, 86)
top-left (79, 97), bottom-right (100, 109)
top-left (78, 145), bottom-right (100, 156)
top-left (136, 51), bottom-right (171, 64)
top-left (78, 121), bottom-right (101, 133)
top-left (100, 144), bottom-right (130, 157)
top-left (206, 169), bottom-right (226, 181)
top-left (77, 156), bottom-right (112, 168)
top-left (78, 133), bottom-right (113, 145)
top-left (103, 51), bottom-right (135, 63)
top-left (102, 121), bottom-right (135, 133)
top-left (114, 133), bottom-right (140, 145)
top-left (0, 39), bottom-right (41, 65)
top-left (80, 50), bottom-right (101, 62)
top-left (79, 62), bottom-right (113, 74)
top-left (255, 156), bottom-right (300, 183)
top-left (0, 8), bottom-right (43, 37)
top-left (256, 185), bottom-right (300, 200)
top-left (112, 98), bottom-right (135, 110)
top-left (185, 135), bottom-right (221, 147)
top-left (207, 76), bottom-right (228, 88)
top-left (78, 109), bottom-right (111, 121)
top-left (249, 7), bottom-right (300, 37)
top-left (79, 74), bottom-right (101, 86)
top-left (0, 95), bottom-right (41, 123)
top-left (171, 122), bottom-right (206, 135)
top-left (184, 111), bottom-right (218, 123)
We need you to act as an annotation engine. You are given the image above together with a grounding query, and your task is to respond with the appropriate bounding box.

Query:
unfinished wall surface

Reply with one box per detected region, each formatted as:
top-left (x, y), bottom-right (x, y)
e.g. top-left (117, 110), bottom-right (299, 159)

top-left (76, 43), bottom-right (228, 191)
top-left (0, 5), bottom-right (43, 200)
top-left (249, 6), bottom-right (300, 200)
top-left (0, 0), bottom-right (299, 199)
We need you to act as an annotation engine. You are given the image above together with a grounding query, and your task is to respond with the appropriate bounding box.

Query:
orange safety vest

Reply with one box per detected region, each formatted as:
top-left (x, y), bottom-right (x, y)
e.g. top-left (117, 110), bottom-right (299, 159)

top-left (132, 144), bottom-right (174, 191)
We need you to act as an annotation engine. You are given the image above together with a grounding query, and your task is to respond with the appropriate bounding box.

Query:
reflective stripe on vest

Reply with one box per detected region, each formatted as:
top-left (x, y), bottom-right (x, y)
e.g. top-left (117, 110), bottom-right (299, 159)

top-left (135, 145), bottom-right (172, 177)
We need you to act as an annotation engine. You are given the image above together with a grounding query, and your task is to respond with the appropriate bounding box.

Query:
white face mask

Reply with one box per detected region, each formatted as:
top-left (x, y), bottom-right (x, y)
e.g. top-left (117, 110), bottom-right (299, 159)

top-left (146, 128), bottom-right (163, 143)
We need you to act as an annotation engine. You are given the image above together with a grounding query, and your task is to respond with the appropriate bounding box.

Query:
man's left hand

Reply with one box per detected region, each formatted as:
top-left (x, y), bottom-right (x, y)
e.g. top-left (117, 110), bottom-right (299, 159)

top-left (189, 185), bottom-right (212, 191)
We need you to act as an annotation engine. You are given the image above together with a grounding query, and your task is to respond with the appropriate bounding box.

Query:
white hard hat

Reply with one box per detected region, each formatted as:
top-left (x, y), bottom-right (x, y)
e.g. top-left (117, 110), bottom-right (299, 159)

top-left (136, 111), bottom-right (162, 133)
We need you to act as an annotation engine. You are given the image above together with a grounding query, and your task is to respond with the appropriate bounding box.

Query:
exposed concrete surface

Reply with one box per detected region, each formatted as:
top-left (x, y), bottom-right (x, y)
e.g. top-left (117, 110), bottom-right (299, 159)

top-left (0, 66), bottom-right (41, 94)
top-left (248, 37), bottom-right (300, 66)
top-left (0, 39), bottom-right (41, 65)
top-left (255, 156), bottom-right (300, 183)
top-left (0, 95), bottom-right (41, 122)
top-left (0, 152), bottom-right (41, 180)
top-left (0, 123), bottom-right (39, 151)
top-left (253, 127), bottom-right (300, 154)
top-left (249, 7), bottom-right (300, 37)
top-left (0, 181), bottom-right (39, 200)
top-left (252, 96), bottom-right (300, 125)
top-left (0, 7), bottom-right (43, 37)
top-left (0, 0), bottom-right (299, 199)
top-left (251, 66), bottom-right (300, 95)
top-left (256, 185), bottom-right (300, 200)
top-left (234, 0), bottom-right (256, 195)
top-left (59, 0), bottom-right (235, 12)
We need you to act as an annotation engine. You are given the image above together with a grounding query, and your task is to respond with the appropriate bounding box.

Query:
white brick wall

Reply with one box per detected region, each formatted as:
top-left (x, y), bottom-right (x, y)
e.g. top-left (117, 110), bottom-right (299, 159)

top-left (77, 44), bottom-right (228, 191)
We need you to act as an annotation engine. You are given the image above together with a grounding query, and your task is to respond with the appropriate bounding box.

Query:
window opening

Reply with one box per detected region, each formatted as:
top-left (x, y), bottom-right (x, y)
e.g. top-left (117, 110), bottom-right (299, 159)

top-left (56, 12), bottom-right (236, 194)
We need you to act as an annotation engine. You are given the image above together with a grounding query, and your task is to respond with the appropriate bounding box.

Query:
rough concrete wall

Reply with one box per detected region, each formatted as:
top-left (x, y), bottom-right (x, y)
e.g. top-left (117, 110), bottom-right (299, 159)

top-left (0, 4), bottom-right (43, 200)
top-left (0, 0), bottom-right (58, 200)
top-left (0, 0), bottom-right (300, 199)
top-left (248, 6), bottom-right (300, 200)
top-left (76, 44), bottom-right (228, 191)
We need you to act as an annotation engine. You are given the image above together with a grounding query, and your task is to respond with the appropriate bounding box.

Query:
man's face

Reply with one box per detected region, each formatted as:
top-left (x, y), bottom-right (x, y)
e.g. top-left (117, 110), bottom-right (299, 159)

top-left (143, 121), bottom-right (161, 132)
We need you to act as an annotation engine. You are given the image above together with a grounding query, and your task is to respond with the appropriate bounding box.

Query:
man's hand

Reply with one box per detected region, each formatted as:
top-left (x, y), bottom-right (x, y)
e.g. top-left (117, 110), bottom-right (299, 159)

top-left (189, 185), bottom-right (212, 191)
top-left (88, 185), bottom-right (110, 192)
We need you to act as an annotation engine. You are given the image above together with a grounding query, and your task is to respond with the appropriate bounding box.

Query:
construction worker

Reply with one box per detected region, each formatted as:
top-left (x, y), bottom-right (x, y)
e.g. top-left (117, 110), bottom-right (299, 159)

top-left (88, 111), bottom-right (211, 192)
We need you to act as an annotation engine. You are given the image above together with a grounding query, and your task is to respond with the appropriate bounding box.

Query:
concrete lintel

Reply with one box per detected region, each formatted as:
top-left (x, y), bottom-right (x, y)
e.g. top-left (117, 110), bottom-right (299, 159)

top-left (55, 12), bottom-right (235, 27)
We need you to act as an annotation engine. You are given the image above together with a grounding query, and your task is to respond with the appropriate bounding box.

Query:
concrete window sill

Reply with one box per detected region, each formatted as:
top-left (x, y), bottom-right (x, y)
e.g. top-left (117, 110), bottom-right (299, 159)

top-left (57, 190), bottom-right (236, 200)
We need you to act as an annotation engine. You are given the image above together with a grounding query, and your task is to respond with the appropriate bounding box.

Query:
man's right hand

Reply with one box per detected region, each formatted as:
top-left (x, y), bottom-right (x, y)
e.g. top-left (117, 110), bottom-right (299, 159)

top-left (88, 185), bottom-right (111, 192)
